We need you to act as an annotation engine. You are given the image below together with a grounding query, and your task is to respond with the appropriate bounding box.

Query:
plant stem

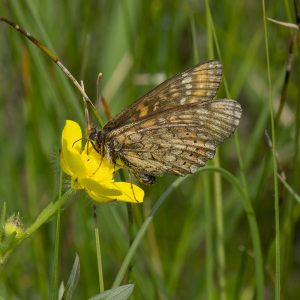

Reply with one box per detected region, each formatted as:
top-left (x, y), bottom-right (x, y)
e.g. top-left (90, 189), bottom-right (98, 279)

top-left (93, 205), bottom-right (104, 292)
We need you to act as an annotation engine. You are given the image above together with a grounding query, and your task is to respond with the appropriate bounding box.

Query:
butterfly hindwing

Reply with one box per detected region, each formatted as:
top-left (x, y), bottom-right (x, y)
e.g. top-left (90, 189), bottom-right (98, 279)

top-left (106, 99), bottom-right (241, 177)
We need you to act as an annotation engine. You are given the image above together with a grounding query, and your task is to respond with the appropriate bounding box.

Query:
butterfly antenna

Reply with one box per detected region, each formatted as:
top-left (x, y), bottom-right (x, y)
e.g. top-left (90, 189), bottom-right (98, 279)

top-left (91, 145), bottom-right (104, 175)
top-left (72, 137), bottom-right (87, 148)
top-left (101, 95), bottom-right (112, 121)
top-left (0, 16), bottom-right (98, 113)
top-left (80, 80), bottom-right (92, 134)
top-left (100, 144), bottom-right (105, 166)
top-left (80, 80), bottom-right (94, 156)
top-left (97, 73), bottom-right (112, 121)
top-left (96, 72), bottom-right (102, 110)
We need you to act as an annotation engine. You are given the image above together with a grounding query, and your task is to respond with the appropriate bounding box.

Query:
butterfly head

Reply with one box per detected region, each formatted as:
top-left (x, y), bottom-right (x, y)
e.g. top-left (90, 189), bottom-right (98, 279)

top-left (88, 128), bottom-right (105, 153)
top-left (89, 127), bottom-right (100, 141)
top-left (88, 127), bottom-right (120, 163)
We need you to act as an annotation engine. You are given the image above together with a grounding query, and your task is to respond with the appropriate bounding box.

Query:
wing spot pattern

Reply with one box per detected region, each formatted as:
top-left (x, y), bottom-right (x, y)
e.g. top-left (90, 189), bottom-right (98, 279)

top-left (165, 154), bottom-right (177, 162)
top-left (204, 141), bottom-right (216, 150)
top-left (205, 151), bottom-right (215, 159)
top-left (190, 165), bottom-right (198, 173)
top-left (129, 133), bottom-right (142, 142)
top-left (180, 97), bottom-right (187, 104)
top-left (182, 76), bottom-right (192, 84)
top-left (198, 158), bottom-right (205, 165)
top-left (136, 103), bottom-right (149, 117)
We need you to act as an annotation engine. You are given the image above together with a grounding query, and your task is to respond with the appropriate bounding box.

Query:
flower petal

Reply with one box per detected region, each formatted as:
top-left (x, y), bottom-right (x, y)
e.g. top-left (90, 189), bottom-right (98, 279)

top-left (81, 151), bottom-right (114, 180)
top-left (60, 120), bottom-right (145, 204)
top-left (112, 182), bottom-right (144, 203)
top-left (83, 142), bottom-right (123, 172)
top-left (80, 178), bottom-right (144, 203)
top-left (80, 177), bottom-right (122, 196)
top-left (60, 120), bottom-right (86, 177)
top-left (60, 149), bottom-right (73, 176)
top-left (62, 139), bottom-right (87, 177)
top-left (62, 120), bottom-right (82, 153)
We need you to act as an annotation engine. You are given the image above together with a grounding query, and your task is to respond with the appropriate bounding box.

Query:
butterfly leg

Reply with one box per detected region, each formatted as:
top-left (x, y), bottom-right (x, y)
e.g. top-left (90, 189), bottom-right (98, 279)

top-left (89, 143), bottom-right (105, 175)
top-left (87, 140), bottom-right (97, 155)
top-left (72, 138), bottom-right (85, 148)
top-left (134, 172), bottom-right (156, 185)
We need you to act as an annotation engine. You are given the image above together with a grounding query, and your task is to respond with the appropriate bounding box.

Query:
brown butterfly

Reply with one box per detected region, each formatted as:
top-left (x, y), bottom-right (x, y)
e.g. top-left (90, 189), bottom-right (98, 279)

top-left (90, 61), bottom-right (242, 184)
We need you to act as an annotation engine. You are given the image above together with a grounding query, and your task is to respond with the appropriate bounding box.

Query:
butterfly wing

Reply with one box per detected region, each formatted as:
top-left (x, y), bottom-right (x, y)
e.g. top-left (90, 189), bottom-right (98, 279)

top-left (104, 60), bottom-right (222, 130)
top-left (106, 99), bottom-right (242, 177)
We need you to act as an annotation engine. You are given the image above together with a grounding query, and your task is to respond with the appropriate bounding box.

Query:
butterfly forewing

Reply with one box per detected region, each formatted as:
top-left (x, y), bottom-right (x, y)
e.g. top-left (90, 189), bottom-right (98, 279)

top-left (92, 60), bottom-right (242, 184)
top-left (105, 60), bottom-right (223, 130)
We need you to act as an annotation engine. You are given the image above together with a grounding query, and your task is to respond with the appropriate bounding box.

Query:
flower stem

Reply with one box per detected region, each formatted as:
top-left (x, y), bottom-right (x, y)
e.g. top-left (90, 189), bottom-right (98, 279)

top-left (93, 204), bottom-right (104, 292)
top-left (50, 169), bottom-right (63, 300)
top-left (25, 189), bottom-right (73, 237)
top-left (126, 203), bottom-right (134, 282)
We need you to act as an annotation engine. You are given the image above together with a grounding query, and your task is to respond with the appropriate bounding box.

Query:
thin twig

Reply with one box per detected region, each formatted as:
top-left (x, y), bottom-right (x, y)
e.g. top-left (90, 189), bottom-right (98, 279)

top-left (267, 18), bottom-right (299, 30)
top-left (0, 16), bottom-right (95, 110)
top-left (96, 73), bottom-right (112, 121)
top-left (93, 204), bottom-right (104, 292)
top-left (274, 1), bottom-right (300, 123)
top-left (80, 80), bottom-right (92, 134)
top-left (275, 28), bottom-right (298, 123)
top-left (264, 130), bottom-right (286, 180)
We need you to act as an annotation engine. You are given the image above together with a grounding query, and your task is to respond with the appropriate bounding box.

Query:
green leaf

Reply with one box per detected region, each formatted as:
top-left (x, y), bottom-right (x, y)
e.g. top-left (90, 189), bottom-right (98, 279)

top-left (60, 254), bottom-right (80, 300)
top-left (89, 284), bottom-right (135, 300)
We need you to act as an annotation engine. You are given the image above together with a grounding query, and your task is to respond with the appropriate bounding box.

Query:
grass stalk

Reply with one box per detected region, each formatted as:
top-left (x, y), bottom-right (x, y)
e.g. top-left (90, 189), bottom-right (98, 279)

top-left (50, 169), bottom-right (63, 300)
top-left (93, 205), bottom-right (105, 293)
top-left (261, 1), bottom-right (280, 298)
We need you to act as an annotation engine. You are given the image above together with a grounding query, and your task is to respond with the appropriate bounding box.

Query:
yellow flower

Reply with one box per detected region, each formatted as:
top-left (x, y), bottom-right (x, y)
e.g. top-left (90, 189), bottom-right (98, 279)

top-left (60, 120), bottom-right (144, 203)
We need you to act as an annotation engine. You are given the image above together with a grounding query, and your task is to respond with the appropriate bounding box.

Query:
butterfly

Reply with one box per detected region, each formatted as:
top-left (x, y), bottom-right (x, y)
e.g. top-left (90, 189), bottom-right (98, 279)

top-left (89, 61), bottom-right (242, 184)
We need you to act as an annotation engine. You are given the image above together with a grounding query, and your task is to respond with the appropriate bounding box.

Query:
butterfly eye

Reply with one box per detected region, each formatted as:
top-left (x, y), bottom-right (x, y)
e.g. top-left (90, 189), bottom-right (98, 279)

top-left (89, 128), bottom-right (98, 140)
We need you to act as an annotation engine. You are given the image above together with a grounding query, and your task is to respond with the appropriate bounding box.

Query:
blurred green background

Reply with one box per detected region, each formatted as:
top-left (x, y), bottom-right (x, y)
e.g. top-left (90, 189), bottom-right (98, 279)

top-left (0, 0), bottom-right (299, 299)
